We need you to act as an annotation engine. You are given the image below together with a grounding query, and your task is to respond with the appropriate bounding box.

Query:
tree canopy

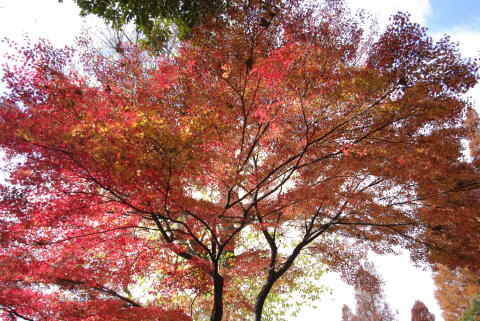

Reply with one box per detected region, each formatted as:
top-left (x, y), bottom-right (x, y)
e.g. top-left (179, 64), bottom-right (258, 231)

top-left (434, 265), bottom-right (480, 321)
top-left (1, 0), bottom-right (480, 320)
top-left (459, 295), bottom-right (480, 321)
top-left (60, 0), bottom-right (233, 51)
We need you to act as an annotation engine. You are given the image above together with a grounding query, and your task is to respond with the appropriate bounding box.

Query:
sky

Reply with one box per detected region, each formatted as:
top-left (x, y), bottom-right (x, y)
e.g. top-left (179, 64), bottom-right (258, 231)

top-left (0, 1), bottom-right (479, 321)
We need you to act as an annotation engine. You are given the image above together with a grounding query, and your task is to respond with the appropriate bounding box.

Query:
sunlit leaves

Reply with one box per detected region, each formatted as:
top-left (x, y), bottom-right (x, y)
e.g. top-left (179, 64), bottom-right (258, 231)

top-left (1, 0), bottom-right (479, 319)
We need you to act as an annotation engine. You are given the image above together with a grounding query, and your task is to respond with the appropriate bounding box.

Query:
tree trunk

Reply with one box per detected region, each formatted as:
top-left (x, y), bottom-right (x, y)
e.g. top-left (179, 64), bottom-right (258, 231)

top-left (254, 242), bottom-right (306, 321)
top-left (210, 266), bottom-right (224, 321)
top-left (254, 272), bottom-right (278, 321)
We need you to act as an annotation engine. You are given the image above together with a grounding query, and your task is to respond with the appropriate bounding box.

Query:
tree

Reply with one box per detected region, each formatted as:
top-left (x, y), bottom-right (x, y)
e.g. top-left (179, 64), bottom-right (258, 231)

top-left (341, 262), bottom-right (398, 321)
top-left (459, 295), bottom-right (480, 321)
top-left (411, 300), bottom-right (435, 321)
top-left (60, 0), bottom-right (233, 51)
top-left (62, 0), bottom-right (282, 52)
top-left (1, 0), bottom-right (480, 320)
top-left (434, 265), bottom-right (480, 321)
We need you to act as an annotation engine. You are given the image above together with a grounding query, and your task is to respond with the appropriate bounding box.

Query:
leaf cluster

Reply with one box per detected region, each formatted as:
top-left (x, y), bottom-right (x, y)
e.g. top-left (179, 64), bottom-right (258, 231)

top-left (60, 0), bottom-right (231, 51)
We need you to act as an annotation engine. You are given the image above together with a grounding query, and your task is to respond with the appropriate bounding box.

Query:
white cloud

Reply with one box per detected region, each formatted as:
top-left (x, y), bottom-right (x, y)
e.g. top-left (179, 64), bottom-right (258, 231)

top-left (450, 29), bottom-right (480, 58)
top-left (430, 27), bottom-right (480, 111)
top-left (345, 0), bottom-right (480, 112)
top-left (432, 27), bottom-right (480, 59)
top-left (450, 29), bottom-right (480, 110)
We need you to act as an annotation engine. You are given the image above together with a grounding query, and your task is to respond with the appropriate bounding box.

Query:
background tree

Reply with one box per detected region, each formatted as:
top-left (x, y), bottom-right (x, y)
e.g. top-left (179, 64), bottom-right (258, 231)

top-left (459, 295), bottom-right (480, 321)
top-left (434, 265), bottom-right (480, 321)
top-left (411, 300), bottom-right (435, 321)
top-left (1, 0), bottom-right (480, 320)
top-left (59, 0), bottom-right (234, 51)
top-left (341, 262), bottom-right (398, 321)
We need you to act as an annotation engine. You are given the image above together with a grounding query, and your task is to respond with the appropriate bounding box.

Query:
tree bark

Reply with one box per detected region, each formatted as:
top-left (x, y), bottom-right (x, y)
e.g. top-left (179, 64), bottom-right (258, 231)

top-left (254, 271), bottom-right (278, 321)
top-left (253, 240), bottom-right (307, 321)
top-left (210, 266), bottom-right (225, 321)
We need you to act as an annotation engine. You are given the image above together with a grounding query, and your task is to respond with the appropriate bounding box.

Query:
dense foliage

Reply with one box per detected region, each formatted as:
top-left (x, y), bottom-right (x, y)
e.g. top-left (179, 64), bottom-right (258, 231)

top-left (459, 295), bottom-right (480, 321)
top-left (434, 265), bottom-right (480, 321)
top-left (1, 0), bottom-right (479, 320)
top-left (60, 0), bottom-right (232, 51)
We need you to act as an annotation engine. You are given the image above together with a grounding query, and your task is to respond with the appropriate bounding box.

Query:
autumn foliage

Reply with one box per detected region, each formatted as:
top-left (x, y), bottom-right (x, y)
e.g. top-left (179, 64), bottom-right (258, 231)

top-left (1, 0), bottom-right (479, 320)
top-left (433, 265), bottom-right (480, 321)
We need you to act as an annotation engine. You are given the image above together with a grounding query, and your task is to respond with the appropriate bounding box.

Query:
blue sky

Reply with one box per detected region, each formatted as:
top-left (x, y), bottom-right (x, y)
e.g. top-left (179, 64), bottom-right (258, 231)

top-left (428, 0), bottom-right (480, 32)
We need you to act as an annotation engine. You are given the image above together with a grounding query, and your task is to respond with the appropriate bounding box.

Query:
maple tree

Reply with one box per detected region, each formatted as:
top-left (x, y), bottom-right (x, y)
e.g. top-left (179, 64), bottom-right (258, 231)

top-left (1, 0), bottom-right (480, 320)
top-left (411, 300), bottom-right (435, 321)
